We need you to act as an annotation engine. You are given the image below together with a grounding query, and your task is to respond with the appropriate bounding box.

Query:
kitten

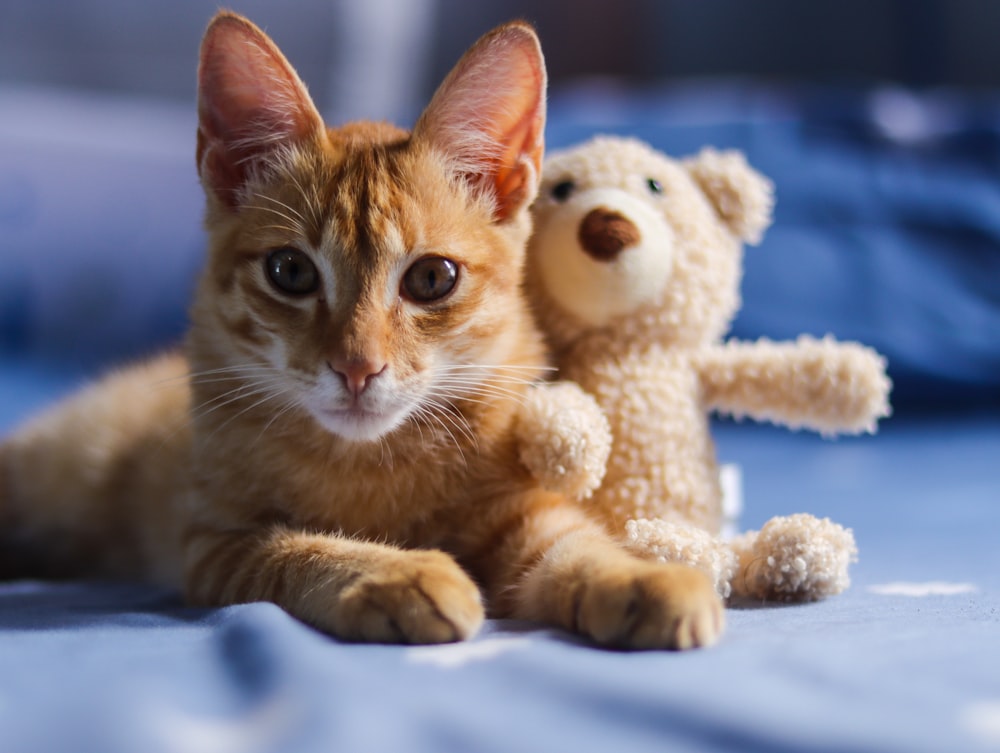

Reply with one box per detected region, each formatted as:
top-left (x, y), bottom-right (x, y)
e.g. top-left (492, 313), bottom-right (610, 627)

top-left (0, 12), bottom-right (722, 649)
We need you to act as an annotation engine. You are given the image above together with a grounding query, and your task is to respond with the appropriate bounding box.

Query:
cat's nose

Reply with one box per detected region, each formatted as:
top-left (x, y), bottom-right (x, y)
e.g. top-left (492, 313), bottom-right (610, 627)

top-left (328, 358), bottom-right (387, 398)
top-left (578, 207), bottom-right (641, 261)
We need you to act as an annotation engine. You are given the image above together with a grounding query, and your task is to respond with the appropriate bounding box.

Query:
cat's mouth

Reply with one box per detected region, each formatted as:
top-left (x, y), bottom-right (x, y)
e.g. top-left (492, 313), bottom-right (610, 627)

top-left (312, 406), bottom-right (408, 443)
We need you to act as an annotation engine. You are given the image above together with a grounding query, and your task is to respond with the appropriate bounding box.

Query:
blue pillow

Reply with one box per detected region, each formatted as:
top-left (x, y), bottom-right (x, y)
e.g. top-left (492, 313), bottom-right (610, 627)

top-left (0, 87), bottom-right (203, 372)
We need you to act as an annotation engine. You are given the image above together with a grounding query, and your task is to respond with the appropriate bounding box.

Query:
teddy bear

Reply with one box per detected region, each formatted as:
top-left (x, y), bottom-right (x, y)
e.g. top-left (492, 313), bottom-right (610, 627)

top-left (523, 135), bottom-right (891, 601)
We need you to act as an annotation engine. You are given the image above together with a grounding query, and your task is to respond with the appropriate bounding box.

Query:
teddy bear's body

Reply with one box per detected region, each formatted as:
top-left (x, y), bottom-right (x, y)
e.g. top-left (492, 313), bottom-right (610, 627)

top-left (526, 137), bottom-right (891, 601)
top-left (562, 338), bottom-right (723, 533)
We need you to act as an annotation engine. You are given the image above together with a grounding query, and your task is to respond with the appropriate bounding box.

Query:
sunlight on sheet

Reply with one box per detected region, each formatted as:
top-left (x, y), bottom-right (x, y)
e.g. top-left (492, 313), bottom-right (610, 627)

top-left (867, 581), bottom-right (978, 597)
top-left (406, 635), bottom-right (533, 669)
top-left (960, 700), bottom-right (1000, 747)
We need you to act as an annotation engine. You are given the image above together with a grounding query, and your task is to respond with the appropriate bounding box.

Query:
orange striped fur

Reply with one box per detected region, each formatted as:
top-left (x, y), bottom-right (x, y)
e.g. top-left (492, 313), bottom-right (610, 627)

top-left (0, 12), bottom-right (722, 649)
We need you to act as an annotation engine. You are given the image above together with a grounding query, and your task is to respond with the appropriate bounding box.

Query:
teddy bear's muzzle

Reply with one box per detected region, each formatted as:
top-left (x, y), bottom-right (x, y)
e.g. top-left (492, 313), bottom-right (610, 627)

top-left (578, 208), bottom-right (641, 261)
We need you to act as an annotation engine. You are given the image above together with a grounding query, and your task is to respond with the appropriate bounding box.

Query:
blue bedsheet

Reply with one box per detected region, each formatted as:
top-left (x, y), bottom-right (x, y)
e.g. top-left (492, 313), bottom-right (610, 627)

top-left (1, 418), bottom-right (997, 753)
top-left (2, 82), bottom-right (999, 752)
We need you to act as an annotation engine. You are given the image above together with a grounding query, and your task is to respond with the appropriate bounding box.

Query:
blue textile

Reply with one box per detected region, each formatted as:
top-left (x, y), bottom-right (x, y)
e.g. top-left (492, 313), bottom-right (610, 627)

top-left (0, 418), bottom-right (998, 753)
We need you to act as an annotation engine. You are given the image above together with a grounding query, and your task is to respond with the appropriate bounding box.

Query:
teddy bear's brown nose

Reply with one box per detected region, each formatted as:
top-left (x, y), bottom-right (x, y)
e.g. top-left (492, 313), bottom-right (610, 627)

top-left (578, 208), bottom-right (641, 261)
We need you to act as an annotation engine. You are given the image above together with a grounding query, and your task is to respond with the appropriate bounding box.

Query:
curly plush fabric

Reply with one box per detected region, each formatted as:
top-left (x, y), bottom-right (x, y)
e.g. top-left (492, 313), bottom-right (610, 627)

top-left (730, 514), bottom-right (859, 601)
top-left (526, 136), bottom-right (888, 602)
top-left (515, 381), bottom-right (611, 500)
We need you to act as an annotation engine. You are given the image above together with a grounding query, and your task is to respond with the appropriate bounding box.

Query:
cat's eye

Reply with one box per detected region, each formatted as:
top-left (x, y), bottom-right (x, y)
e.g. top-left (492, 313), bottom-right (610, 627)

top-left (265, 247), bottom-right (319, 296)
top-left (551, 180), bottom-right (575, 201)
top-left (647, 178), bottom-right (664, 195)
top-left (402, 257), bottom-right (458, 303)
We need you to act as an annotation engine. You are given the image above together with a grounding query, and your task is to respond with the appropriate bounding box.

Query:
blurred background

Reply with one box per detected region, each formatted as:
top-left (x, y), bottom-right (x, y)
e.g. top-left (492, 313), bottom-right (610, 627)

top-left (1, 0), bottom-right (999, 429)
top-left (6, 0), bottom-right (1000, 121)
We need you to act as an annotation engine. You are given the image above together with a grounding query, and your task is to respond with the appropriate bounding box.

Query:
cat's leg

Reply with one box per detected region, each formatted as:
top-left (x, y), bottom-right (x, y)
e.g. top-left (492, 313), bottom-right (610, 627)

top-left (729, 514), bottom-right (857, 602)
top-left (185, 526), bottom-right (484, 644)
top-left (467, 495), bottom-right (724, 650)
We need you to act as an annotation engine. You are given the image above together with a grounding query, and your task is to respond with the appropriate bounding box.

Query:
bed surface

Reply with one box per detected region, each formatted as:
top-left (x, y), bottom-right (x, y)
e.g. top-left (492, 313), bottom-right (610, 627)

top-left (2, 69), bottom-right (1000, 753)
top-left (2, 417), bottom-right (998, 753)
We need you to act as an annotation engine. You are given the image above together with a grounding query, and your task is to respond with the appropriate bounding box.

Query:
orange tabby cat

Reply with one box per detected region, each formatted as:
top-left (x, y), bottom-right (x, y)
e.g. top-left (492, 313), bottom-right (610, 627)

top-left (0, 12), bottom-right (722, 649)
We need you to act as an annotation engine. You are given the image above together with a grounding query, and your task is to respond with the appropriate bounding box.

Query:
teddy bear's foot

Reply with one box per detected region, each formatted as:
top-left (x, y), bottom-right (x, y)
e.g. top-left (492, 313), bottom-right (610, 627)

top-left (624, 518), bottom-right (738, 599)
top-left (730, 513), bottom-right (857, 603)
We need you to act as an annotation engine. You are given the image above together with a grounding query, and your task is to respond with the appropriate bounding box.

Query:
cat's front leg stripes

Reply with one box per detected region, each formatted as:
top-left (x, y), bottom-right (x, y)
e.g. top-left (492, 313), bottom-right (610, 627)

top-left (477, 500), bottom-right (725, 650)
top-left (184, 525), bottom-right (484, 644)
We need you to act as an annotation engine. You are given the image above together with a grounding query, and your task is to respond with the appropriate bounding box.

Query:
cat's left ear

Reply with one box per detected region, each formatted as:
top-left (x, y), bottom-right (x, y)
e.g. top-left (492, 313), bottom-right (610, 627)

top-left (413, 22), bottom-right (547, 223)
top-left (196, 11), bottom-right (324, 206)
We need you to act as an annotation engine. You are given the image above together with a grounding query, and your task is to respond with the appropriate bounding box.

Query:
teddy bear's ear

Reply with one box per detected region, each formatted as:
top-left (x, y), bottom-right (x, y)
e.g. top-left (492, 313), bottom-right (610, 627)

top-left (683, 148), bottom-right (774, 245)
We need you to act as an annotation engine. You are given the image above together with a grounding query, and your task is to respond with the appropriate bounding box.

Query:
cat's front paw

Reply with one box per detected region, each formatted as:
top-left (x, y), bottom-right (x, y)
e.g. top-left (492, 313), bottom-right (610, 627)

top-left (577, 559), bottom-right (724, 650)
top-left (333, 550), bottom-right (484, 644)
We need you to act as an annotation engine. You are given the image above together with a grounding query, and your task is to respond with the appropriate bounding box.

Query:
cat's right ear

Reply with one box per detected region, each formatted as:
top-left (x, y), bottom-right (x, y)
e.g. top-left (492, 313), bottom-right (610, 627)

top-left (196, 12), bottom-right (323, 206)
top-left (413, 22), bottom-right (547, 224)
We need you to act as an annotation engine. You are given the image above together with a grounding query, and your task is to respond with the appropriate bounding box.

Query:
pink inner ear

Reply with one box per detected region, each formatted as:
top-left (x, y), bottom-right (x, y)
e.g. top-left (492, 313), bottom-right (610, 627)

top-left (414, 23), bottom-right (547, 222)
top-left (196, 13), bottom-right (322, 203)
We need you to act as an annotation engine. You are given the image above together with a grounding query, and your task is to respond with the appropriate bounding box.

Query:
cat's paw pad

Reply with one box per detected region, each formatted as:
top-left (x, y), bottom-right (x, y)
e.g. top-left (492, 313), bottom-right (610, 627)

top-left (336, 551), bottom-right (484, 644)
top-left (578, 560), bottom-right (724, 650)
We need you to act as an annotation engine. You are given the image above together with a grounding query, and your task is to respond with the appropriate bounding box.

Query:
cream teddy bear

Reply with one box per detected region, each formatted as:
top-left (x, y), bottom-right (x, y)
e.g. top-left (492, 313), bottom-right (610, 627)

top-left (525, 135), bottom-right (891, 601)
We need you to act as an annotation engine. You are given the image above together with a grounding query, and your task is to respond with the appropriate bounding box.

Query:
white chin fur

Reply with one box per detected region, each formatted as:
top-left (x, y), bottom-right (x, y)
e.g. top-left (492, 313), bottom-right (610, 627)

top-left (310, 405), bottom-right (409, 443)
top-left (533, 187), bottom-right (674, 327)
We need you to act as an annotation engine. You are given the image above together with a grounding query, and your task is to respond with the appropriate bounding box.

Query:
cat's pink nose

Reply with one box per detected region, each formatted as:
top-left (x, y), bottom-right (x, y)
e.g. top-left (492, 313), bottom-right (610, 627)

top-left (328, 358), bottom-right (387, 398)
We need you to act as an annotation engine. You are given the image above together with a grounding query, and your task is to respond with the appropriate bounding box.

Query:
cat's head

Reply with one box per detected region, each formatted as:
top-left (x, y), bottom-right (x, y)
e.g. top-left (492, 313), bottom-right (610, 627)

top-left (189, 12), bottom-right (547, 443)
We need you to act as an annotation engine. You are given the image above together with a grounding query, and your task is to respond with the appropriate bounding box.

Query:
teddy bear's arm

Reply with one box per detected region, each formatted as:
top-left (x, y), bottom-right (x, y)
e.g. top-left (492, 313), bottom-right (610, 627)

top-left (696, 335), bottom-right (891, 435)
top-left (514, 381), bottom-right (612, 500)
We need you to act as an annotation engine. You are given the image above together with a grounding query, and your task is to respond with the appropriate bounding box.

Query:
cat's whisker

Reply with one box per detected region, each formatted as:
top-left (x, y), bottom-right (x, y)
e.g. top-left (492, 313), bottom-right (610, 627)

top-left (435, 373), bottom-right (538, 389)
top-left (429, 391), bottom-right (495, 410)
top-left (258, 223), bottom-right (305, 236)
top-left (185, 364), bottom-right (284, 381)
top-left (419, 396), bottom-right (478, 450)
top-left (150, 374), bottom-right (289, 448)
top-left (191, 374), bottom-right (287, 404)
top-left (200, 386), bottom-right (295, 445)
top-left (411, 405), bottom-right (469, 468)
top-left (433, 381), bottom-right (531, 407)
top-left (150, 363), bottom-right (283, 390)
top-left (431, 385), bottom-right (526, 414)
top-left (188, 373), bottom-right (285, 387)
top-left (439, 372), bottom-right (549, 389)
top-left (435, 368), bottom-right (551, 390)
top-left (443, 364), bottom-right (557, 374)
top-left (376, 435), bottom-right (395, 470)
top-left (287, 171), bottom-right (321, 229)
top-left (189, 379), bottom-right (290, 423)
top-left (250, 394), bottom-right (305, 449)
top-left (249, 192), bottom-right (309, 230)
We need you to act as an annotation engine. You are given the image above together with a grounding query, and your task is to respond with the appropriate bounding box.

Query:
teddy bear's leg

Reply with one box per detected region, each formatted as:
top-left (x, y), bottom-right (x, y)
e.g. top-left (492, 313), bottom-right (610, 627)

top-left (729, 513), bottom-right (858, 602)
top-left (624, 518), bottom-right (738, 599)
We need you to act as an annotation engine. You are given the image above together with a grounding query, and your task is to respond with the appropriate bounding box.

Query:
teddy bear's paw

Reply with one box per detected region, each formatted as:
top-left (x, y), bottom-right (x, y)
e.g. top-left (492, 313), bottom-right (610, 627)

top-left (792, 336), bottom-right (892, 435)
top-left (515, 381), bottom-right (612, 500)
top-left (576, 558), bottom-right (725, 650)
top-left (733, 513), bottom-right (858, 602)
top-left (624, 518), bottom-right (737, 599)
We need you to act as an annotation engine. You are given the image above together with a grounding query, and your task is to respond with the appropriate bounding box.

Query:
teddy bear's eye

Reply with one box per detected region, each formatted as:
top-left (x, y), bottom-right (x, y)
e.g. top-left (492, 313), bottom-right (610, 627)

top-left (551, 180), bottom-right (575, 201)
top-left (646, 178), bottom-right (664, 195)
